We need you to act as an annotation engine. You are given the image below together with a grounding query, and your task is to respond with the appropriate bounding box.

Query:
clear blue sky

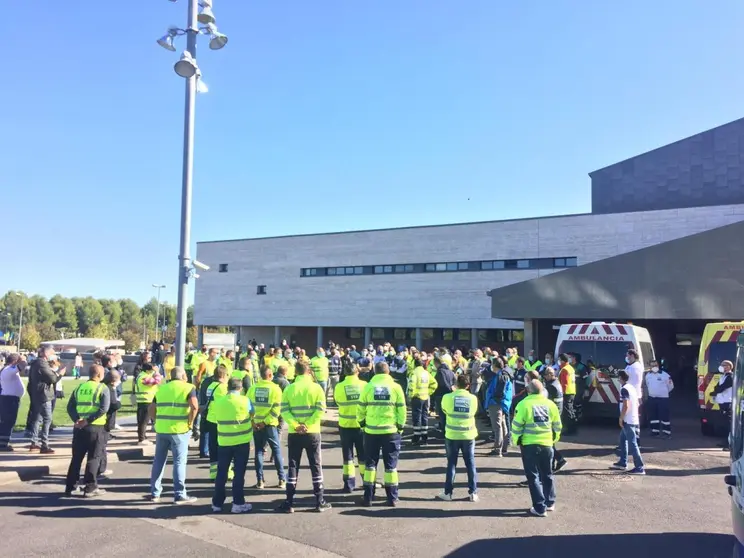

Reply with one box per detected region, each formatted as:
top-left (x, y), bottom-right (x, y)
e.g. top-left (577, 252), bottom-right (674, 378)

top-left (4, 1), bottom-right (743, 305)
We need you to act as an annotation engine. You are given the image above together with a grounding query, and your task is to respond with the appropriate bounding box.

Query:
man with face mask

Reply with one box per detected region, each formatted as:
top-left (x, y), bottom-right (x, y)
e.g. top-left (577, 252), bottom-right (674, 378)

top-left (524, 350), bottom-right (543, 372)
top-left (645, 359), bottom-right (674, 438)
top-left (711, 360), bottom-right (734, 451)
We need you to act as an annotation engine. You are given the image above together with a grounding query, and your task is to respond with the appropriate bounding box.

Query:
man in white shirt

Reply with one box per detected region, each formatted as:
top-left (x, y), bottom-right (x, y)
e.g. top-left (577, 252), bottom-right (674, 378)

top-left (712, 359), bottom-right (734, 451)
top-left (0, 354), bottom-right (25, 451)
top-left (645, 360), bottom-right (674, 438)
top-left (624, 349), bottom-right (644, 396)
top-left (610, 370), bottom-right (645, 475)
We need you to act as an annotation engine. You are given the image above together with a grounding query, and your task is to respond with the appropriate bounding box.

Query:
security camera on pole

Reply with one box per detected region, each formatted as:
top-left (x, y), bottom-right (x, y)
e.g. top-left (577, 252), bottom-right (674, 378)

top-left (157, 0), bottom-right (226, 366)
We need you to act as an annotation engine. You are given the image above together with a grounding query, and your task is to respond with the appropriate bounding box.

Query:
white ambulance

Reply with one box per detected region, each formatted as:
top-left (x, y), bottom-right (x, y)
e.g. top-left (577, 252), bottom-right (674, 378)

top-left (554, 322), bottom-right (655, 418)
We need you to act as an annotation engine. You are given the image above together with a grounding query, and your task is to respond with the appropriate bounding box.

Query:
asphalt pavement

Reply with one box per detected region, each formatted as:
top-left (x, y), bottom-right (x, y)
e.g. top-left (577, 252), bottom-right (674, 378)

top-left (0, 411), bottom-right (736, 558)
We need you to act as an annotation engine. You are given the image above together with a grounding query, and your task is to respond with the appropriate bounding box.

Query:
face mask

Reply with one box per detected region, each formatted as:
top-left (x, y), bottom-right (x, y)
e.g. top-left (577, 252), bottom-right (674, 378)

top-left (318, 352), bottom-right (325, 358)
top-left (625, 357), bottom-right (630, 364)
top-left (545, 359), bottom-right (552, 365)
top-left (719, 365), bottom-right (725, 373)
top-left (529, 357), bottom-right (535, 362)
top-left (651, 367), bottom-right (659, 373)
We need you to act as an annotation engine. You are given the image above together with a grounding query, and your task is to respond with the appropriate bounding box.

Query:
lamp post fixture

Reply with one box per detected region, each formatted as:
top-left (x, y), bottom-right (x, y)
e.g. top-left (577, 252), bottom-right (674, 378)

top-left (152, 284), bottom-right (166, 343)
top-left (8, 291), bottom-right (25, 350)
top-left (157, 0), bottom-right (228, 366)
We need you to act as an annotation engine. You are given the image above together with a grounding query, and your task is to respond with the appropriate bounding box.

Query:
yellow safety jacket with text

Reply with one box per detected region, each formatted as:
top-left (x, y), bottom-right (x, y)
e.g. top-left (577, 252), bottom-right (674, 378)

top-left (441, 389), bottom-right (478, 440)
top-left (205, 381), bottom-right (228, 423)
top-left (74, 381), bottom-right (107, 426)
top-left (334, 375), bottom-right (367, 428)
top-left (357, 374), bottom-right (406, 435)
top-left (213, 392), bottom-right (254, 446)
top-left (408, 366), bottom-right (438, 401)
top-left (511, 393), bottom-right (562, 447)
top-left (247, 379), bottom-right (283, 427)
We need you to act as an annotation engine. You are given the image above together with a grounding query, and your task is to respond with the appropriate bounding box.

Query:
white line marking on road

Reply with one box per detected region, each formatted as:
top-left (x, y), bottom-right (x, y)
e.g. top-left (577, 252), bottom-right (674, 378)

top-left (141, 515), bottom-right (347, 558)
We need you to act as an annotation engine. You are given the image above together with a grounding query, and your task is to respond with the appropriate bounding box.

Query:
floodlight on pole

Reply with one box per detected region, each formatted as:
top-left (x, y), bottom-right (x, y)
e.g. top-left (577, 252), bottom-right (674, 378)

top-left (206, 23), bottom-right (228, 50)
top-left (157, 26), bottom-right (182, 51)
top-left (174, 50), bottom-right (198, 78)
top-left (197, 5), bottom-right (215, 25)
top-left (195, 70), bottom-right (209, 93)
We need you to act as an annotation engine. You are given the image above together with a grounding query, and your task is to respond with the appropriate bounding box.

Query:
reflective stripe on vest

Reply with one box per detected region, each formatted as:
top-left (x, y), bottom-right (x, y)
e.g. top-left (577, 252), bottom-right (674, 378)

top-left (441, 390), bottom-right (478, 440)
top-left (135, 373), bottom-right (158, 403)
top-left (75, 381), bottom-right (106, 426)
top-left (248, 380), bottom-right (282, 427)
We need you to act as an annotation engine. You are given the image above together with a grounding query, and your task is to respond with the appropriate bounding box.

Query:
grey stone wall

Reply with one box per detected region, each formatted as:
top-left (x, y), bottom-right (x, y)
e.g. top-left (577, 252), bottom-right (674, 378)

top-left (591, 118), bottom-right (744, 214)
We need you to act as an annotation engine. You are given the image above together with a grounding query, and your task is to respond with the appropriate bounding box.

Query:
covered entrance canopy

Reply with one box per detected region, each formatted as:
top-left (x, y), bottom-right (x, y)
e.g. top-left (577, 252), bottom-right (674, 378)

top-left (489, 220), bottom-right (744, 321)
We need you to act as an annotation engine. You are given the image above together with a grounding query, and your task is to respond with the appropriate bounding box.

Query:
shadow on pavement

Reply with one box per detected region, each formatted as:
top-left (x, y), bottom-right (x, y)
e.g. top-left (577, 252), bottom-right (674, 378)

top-left (444, 532), bottom-right (735, 558)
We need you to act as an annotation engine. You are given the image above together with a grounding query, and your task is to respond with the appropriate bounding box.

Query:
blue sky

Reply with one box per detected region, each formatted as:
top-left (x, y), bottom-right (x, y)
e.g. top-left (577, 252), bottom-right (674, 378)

top-left (4, 1), bottom-right (744, 304)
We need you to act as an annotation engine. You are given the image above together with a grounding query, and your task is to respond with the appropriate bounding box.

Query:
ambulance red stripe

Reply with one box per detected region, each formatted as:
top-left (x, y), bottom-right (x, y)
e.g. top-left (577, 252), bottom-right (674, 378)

top-left (602, 324), bottom-right (613, 335)
top-left (616, 325), bottom-right (628, 335)
top-left (578, 324), bottom-right (589, 334)
top-left (567, 325), bottom-right (577, 334)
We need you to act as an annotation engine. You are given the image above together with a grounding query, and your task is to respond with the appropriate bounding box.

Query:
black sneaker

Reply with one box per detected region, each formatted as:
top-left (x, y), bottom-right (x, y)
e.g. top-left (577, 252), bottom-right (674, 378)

top-left (315, 502), bottom-right (332, 513)
top-left (357, 498), bottom-right (372, 507)
top-left (553, 459), bottom-right (568, 472)
top-left (84, 488), bottom-right (107, 498)
top-left (276, 502), bottom-right (294, 514)
top-left (517, 480), bottom-right (530, 487)
top-left (342, 486), bottom-right (354, 494)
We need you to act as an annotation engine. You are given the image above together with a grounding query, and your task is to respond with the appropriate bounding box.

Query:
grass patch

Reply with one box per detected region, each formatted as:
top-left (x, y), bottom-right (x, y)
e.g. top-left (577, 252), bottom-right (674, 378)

top-left (14, 379), bottom-right (137, 429)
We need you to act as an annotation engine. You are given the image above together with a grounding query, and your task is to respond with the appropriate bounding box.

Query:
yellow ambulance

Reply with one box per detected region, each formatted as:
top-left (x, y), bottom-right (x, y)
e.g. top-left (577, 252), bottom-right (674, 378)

top-left (698, 321), bottom-right (744, 436)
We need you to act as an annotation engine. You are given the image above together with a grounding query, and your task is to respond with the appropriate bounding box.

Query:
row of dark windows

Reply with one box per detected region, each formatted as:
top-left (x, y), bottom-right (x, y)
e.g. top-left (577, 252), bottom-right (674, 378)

top-left (301, 257), bottom-right (577, 277)
top-left (347, 328), bottom-right (524, 343)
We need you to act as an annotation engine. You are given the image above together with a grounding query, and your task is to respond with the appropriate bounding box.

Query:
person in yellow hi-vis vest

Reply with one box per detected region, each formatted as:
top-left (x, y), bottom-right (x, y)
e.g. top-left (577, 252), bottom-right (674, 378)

top-left (333, 364), bottom-right (367, 492)
top-left (211, 378), bottom-right (255, 514)
top-left (437, 374), bottom-right (479, 502)
top-left (247, 366), bottom-right (286, 489)
top-left (135, 363), bottom-right (161, 444)
top-left (64, 364), bottom-right (110, 498)
top-left (204, 365), bottom-right (229, 480)
top-left (408, 357), bottom-right (438, 446)
top-left (357, 361), bottom-right (406, 507)
top-left (276, 361), bottom-right (331, 514)
top-left (147, 366), bottom-right (199, 504)
top-left (511, 379), bottom-right (562, 517)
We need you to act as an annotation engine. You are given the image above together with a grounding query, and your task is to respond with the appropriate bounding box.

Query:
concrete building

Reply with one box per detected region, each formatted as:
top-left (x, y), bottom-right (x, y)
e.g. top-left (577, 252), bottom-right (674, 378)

top-left (194, 117), bottom-right (744, 355)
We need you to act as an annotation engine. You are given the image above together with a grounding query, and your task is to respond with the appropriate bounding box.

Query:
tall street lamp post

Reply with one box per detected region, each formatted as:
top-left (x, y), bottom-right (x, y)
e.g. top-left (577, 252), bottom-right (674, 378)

top-left (157, 0), bottom-right (228, 365)
top-left (152, 284), bottom-right (166, 343)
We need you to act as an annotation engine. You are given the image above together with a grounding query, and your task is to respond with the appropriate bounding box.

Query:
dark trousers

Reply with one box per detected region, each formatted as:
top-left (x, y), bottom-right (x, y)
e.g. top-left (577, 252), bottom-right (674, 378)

top-left (285, 433), bottom-right (325, 506)
top-left (392, 374), bottom-right (407, 397)
top-left (363, 432), bottom-right (401, 503)
top-left (99, 431), bottom-right (112, 475)
top-left (205, 420), bottom-right (219, 478)
top-left (212, 442), bottom-right (250, 507)
top-left (411, 398), bottom-right (429, 442)
top-left (254, 425), bottom-right (285, 483)
top-left (136, 403), bottom-right (150, 442)
top-left (561, 394), bottom-right (577, 434)
top-left (647, 397), bottom-right (671, 436)
top-left (521, 444), bottom-right (555, 514)
top-left (65, 425), bottom-right (107, 493)
top-left (722, 403), bottom-right (732, 446)
top-left (339, 426), bottom-right (365, 491)
top-left (0, 395), bottom-right (20, 448)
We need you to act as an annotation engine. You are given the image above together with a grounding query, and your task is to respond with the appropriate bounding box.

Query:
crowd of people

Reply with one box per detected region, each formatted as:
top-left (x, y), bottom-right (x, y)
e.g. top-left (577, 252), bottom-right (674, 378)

top-left (0, 338), bottom-right (672, 516)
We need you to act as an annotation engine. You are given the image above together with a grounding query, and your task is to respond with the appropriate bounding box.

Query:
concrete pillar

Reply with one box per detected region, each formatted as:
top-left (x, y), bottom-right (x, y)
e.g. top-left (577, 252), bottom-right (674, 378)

top-left (274, 326), bottom-right (281, 347)
top-left (415, 328), bottom-right (422, 349)
top-left (471, 328), bottom-right (478, 350)
top-left (197, 325), bottom-right (204, 347)
top-left (317, 326), bottom-right (324, 349)
top-left (364, 327), bottom-right (371, 348)
top-left (523, 319), bottom-right (538, 355)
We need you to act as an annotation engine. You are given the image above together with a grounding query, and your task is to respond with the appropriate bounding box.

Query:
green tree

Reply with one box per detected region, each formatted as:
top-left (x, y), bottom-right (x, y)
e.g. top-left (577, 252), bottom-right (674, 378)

top-left (0, 291), bottom-right (27, 329)
top-left (118, 298), bottom-right (143, 330)
top-left (74, 297), bottom-right (105, 336)
top-left (120, 328), bottom-right (143, 352)
top-left (37, 322), bottom-right (58, 342)
top-left (100, 299), bottom-right (122, 334)
top-left (187, 305), bottom-right (194, 328)
top-left (50, 294), bottom-right (78, 332)
top-left (20, 324), bottom-right (42, 351)
top-left (87, 322), bottom-right (111, 339)
top-left (30, 295), bottom-right (55, 326)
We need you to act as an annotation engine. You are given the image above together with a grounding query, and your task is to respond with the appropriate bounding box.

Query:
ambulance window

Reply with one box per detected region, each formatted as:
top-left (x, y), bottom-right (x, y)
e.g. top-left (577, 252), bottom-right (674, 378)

top-left (639, 342), bottom-right (655, 367)
top-left (559, 341), bottom-right (629, 373)
top-left (709, 343), bottom-right (738, 370)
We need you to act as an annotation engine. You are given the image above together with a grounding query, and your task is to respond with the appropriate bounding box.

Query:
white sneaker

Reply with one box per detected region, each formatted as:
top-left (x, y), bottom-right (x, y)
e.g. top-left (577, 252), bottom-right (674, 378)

top-left (469, 493), bottom-right (479, 502)
top-left (529, 507), bottom-right (547, 517)
top-left (211, 505), bottom-right (222, 513)
top-left (99, 469), bottom-right (114, 478)
top-left (231, 503), bottom-right (253, 514)
top-left (137, 440), bottom-right (152, 446)
top-left (436, 491), bottom-right (453, 501)
top-left (546, 504), bottom-right (556, 512)
top-left (113, 424), bottom-right (122, 431)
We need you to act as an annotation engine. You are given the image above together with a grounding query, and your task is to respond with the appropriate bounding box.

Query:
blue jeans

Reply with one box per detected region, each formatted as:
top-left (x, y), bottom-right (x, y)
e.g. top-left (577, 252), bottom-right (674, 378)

top-left (213, 442), bottom-right (250, 507)
top-left (444, 438), bottom-right (477, 495)
top-left (254, 425), bottom-right (286, 482)
top-left (150, 432), bottom-right (191, 500)
top-left (618, 422), bottom-right (644, 469)
top-left (318, 380), bottom-right (328, 397)
top-left (520, 444), bottom-right (555, 514)
top-left (30, 400), bottom-right (53, 449)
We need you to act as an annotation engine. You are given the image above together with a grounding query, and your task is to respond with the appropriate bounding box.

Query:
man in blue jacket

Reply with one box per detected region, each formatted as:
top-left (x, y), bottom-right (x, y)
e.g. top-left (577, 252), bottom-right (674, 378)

top-left (485, 357), bottom-right (513, 457)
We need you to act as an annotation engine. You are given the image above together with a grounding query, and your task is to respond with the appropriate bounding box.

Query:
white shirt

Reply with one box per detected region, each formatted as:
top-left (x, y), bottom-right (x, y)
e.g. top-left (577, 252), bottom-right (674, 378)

top-left (0, 365), bottom-right (25, 398)
top-left (625, 361), bottom-right (644, 396)
top-left (715, 373), bottom-right (733, 405)
top-left (645, 370), bottom-right (673, 398)
top-left (619, 383), bottom-right (640, 426)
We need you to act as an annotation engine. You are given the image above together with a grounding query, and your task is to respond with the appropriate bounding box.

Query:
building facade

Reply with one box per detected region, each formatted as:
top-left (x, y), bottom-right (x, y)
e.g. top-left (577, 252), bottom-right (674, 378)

top-left (194, 117), bottom-right (744, 352)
